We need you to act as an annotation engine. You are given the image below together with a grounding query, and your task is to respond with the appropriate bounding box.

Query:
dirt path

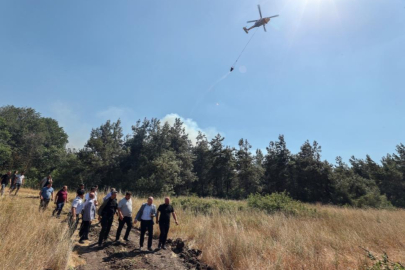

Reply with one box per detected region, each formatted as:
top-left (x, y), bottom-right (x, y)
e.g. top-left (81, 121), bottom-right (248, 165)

top-left (72, 220), bottom-right (211, 270)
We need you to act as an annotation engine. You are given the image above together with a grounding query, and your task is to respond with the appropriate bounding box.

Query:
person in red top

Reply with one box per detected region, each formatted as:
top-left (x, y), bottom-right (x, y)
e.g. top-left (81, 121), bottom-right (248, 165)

top-left (53, 185), bottom-right (68, 218)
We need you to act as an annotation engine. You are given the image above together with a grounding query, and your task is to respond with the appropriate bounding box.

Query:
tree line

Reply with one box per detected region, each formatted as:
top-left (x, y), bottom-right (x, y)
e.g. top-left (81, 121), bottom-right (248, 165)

top-left (1, 105), bottom-right (404, 208)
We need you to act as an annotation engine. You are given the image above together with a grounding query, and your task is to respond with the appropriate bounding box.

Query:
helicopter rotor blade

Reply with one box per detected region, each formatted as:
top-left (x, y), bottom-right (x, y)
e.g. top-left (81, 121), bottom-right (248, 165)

top-left (263, 24), bottom-right (267, 32)
top-left (267, 15), bottom-right (279, 19)
top-left (258, 5), bottom-right (263, 18)
top-left (247, 20), bottom-right (258, 23)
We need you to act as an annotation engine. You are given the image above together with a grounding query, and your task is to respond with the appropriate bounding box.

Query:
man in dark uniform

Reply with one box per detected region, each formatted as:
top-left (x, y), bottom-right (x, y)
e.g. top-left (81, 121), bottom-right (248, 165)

top-left (156, 197), bottom-right (179, 250)
top-left (97, 189), bottom-right (118, 247)
top-left (8, 171), bottom-right (18, 191)
top-left (1, 171), bottom-right (11, 196)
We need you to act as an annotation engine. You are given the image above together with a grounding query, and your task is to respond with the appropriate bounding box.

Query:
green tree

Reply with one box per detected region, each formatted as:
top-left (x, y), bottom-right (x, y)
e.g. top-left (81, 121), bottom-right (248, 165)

top-left (263, 135), bottom-right (291, 194)
top-left (0, 117), bottom-right (11, 168)
top-left (192, 132), bottom-right (213, 197)
top-left (167, 118), bottom-right (196, 195)
top-left (53, 149), bottom-right (85, 188)
top-left (79, 120), bottom-right (124, 187)
top-left (121, 118), bottom-right (196, 195)
top-left (0, 106), bottom-right (68, 180)
top-left (236, 138), bottom-right (262, 198)
top-left (289, 140), bottom-right (334, 203)
top-left (378, 151), bottom-right (405, 207)
top-left (209, 134), bottom-right (236, 198)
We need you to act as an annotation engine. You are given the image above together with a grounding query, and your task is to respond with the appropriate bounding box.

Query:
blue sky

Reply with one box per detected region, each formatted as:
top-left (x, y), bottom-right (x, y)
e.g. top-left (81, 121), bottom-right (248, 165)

top-left (1, 0), bottom-right (404, 163)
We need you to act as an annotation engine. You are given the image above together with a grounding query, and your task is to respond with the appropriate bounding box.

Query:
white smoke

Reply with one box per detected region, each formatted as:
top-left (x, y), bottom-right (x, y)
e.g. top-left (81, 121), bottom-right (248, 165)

top-left (161, 113), bottom-right (220, 145)
top-left (50, 101), bottom-right (94, 150)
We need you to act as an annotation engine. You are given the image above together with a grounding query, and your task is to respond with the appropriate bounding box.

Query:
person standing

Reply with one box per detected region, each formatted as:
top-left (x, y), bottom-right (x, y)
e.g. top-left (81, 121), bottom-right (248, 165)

top-left (134, 197), bottom-right (157, 251)
top-left (85, 186), bottom-right (98, 206)
top-left (77, 183), bottom-right (85, 195)
top-left (84, 186), bottom-right (98, 232)
top-left (10, 171), bottom-right (25, 196)
top-left (8, 171), bottom-right (18, 191)
top-left (69, 190), bottom-right (85, 235)
top-left (97, 190), bottom-right (118, 247)
top-left (157, 197), bottom-right (179, 250)
top-left (39, 182), bottom-right (54, 211)
top-left (103, 188), bottom-right (117, 201)
top-left (53, 186), bottom-right (68, 217)
top-left (115, 192), bottom-right (133, 242)
top-left (1, 171), bottom-right (11, 196)
top-left (79, 192), bottom-right (96, 243)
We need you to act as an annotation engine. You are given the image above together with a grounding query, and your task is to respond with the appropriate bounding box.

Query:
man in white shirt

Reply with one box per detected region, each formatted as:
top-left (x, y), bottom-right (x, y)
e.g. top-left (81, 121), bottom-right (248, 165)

top-left (69, 190), bottom-right (85, 236)
top-left (79, 192), bottom-right (96, 243)
top-left (115, 192), bottom-right (133, 242)
top-left (85, 186), bottom-right (98, 206)
top-left (9, 171), bottom-right (25, 196)
top-left (134, 196), bottom-right (157, 251)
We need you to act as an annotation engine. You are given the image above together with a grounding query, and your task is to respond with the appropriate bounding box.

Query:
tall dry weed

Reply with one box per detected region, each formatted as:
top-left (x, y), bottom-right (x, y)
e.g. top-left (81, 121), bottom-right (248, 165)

top-left (2, 189), bottom-right (405, 270)
top-left (131, 196), bottom-right (405, 270)
top-left (0, 189), bottom-right (71, 270)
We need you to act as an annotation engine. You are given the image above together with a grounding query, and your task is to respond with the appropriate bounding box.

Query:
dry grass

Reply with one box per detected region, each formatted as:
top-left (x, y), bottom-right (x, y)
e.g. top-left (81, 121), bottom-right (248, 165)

top-left (0, 188), bottom-right (72, 270)
top-left (129, 197), bottom-right (405, 270)
top-left (2, 188), bottom-right (405, 270)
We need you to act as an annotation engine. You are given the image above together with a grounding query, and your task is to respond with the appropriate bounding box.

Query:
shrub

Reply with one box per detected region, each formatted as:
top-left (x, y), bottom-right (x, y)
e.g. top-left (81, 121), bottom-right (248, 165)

top-left (354, 191), bottom-right (394, 209)
top-left (362, 248), bottom-right (405, 270)
top-left (171, 196), bottom-right (246, 215)
top-left (247, 192), bottom-right (315, 216)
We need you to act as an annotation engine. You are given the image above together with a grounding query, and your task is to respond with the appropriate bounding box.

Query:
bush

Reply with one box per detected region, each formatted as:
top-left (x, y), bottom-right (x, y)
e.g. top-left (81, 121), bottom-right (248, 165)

top-left (172, 196), bottom-right (246, 215)
top-left (354, 191), bottom-right (394, 209)
top-left (362, 248), bottom-right (405, 270)
top-left (247, 192), bottom-right (315, 216)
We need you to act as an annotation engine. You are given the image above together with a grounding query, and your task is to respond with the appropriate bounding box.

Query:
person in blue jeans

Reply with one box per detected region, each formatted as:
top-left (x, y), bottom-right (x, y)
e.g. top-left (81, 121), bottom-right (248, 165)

top-left (39, 183), bottom-right (54, 211)
top-left (53, 186), bottom-right (68, 217)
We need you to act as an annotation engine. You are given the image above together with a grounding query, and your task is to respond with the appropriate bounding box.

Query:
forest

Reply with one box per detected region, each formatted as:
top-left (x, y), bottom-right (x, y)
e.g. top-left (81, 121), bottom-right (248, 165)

top-left (1, 105), bottom-right (404, 208)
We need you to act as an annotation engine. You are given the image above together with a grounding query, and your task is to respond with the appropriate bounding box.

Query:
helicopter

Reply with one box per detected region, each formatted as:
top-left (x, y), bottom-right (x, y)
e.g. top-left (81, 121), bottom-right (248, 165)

top-left (243, 5), bottom-right (279, 34)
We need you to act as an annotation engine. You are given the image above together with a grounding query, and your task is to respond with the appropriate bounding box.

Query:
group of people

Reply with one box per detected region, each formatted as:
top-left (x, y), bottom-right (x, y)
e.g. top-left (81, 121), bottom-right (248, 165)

top-left (1, 171), bottom-right (180, 251)
top-left (0, 170), bottom-right (25, 196)
top-left (70, 185), bottom-right (179, 250)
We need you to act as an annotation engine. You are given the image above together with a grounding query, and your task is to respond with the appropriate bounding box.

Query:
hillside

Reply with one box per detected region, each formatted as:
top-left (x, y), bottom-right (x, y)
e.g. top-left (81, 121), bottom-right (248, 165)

top-left (1, 188), bottom-right (405, 269)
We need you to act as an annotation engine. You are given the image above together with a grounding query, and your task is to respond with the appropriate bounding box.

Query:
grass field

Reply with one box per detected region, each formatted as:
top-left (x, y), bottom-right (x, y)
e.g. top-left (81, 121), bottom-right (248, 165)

top-left (1, 188), bottom-right (405, 270)
top-left (0, 188), bottom-right (72, 270)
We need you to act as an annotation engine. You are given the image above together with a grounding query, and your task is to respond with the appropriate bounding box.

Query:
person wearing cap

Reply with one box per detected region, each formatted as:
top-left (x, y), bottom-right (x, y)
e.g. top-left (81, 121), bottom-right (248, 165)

top-left (115, 192), bottom-right (133, 242)
top-left (103, 188), bottom-right (117, 201)
top-left (69, 189), bottom-right (85, 235)
top-left (134, 196), bottom-right (157, 251)
top-left (79, 192), bottom-right (96, 243)
top-left (97, 189), bottom-right (118, 247)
